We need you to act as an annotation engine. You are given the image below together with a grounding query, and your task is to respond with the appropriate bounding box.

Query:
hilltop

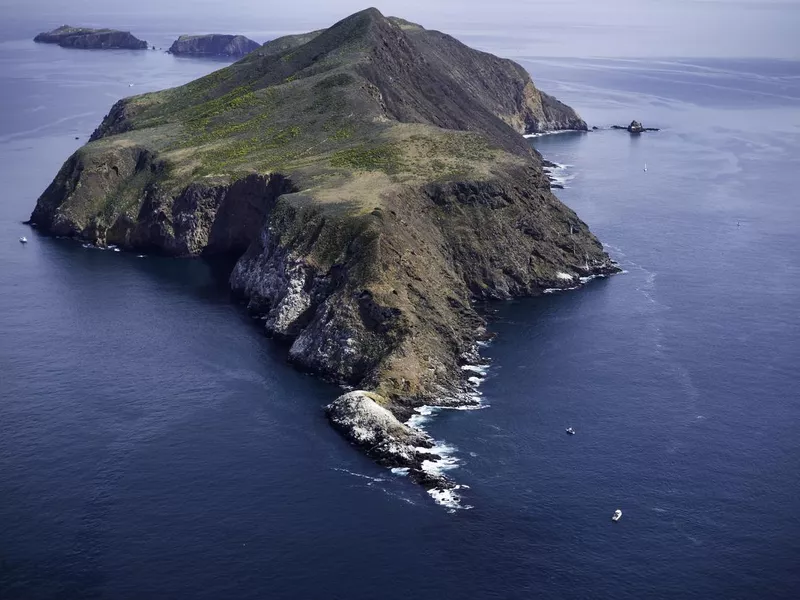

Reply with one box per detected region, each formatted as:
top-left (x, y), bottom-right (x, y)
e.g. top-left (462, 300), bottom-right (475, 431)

top-left (29, 8), bottom-right (616, 496)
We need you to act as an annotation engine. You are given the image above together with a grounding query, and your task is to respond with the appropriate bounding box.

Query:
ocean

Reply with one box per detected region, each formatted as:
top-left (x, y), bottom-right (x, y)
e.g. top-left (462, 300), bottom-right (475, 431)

top-left (1, 12), bottom-right (799, 600)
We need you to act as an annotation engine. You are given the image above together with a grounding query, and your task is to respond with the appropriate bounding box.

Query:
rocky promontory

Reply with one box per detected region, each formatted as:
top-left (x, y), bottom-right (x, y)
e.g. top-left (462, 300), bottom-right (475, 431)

top-left (34, 25), bottom-right (148, 50)
top-left (167, 34), bottom-right (261, 58)
top-left (28, 8), bottom-right (617, 499)
top-left (326, 391), bottom-right (451, 488)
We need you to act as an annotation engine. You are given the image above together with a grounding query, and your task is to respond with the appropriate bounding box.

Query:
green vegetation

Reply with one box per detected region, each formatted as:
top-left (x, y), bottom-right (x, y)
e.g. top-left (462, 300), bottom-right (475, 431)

top-left (330, 126), bottom-right (353, 140)
top-left (80, 8), bottom-right (521, 212)
top-left (330, 144), bottom-right (402, 172)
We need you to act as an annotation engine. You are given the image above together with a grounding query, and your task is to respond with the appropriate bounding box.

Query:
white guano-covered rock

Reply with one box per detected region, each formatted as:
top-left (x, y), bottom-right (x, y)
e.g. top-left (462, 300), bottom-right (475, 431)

top-left (326, 391), bottom-right (438, 465)
top-left (327, 391), bottom-right (431, 447)
top-left (326, 391), bottom-right (456, 489)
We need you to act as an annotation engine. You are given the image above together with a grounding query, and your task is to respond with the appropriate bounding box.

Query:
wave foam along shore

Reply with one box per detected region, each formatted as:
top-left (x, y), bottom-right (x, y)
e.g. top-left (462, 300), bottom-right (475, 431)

top-left (543, 162), bottom-right (576, 188)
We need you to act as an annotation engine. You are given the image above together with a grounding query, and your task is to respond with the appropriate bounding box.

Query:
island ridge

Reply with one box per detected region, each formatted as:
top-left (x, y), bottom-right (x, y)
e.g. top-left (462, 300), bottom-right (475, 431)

top-left (28, 8), bottom-right (618, 494)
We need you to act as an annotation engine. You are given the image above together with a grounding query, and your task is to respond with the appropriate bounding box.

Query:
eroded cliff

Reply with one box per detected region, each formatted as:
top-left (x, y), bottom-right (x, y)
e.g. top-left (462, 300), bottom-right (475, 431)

top-left (29, 8), bottom-right (615, 495)
top-left (168, 34), bottom-right (261, 57)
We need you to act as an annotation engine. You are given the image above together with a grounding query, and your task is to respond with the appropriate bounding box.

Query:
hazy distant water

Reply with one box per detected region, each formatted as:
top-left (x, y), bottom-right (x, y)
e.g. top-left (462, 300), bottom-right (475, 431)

top-left (2, 13), bottom-right (800, 600)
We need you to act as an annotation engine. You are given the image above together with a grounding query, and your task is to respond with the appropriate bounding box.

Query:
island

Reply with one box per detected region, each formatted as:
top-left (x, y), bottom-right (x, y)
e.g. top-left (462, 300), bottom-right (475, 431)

top-left (168, 34), bottom-right (261, 58)
top-left (34, 25), bottom-right (148, 50)
top-left (28, 8), bottom-right (618, 497)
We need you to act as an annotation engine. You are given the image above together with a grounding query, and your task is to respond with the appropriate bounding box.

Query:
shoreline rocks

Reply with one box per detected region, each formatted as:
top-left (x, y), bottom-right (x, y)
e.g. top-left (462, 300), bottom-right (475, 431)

top-left (167, 34), bottom-right (261, 58)
top-left (34, 26), bottom-right (147, 50)
top-left (325, 391), bottom-right (453, 489)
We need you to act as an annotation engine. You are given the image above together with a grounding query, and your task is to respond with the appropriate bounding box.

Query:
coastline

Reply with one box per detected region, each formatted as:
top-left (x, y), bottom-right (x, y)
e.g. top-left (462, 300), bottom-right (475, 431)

top-left (366, 251), bottom-right (620, 510)
top-left (27, 142), bottom-right (620, 510)
top-left (25, 10), bottom-right (620, 507)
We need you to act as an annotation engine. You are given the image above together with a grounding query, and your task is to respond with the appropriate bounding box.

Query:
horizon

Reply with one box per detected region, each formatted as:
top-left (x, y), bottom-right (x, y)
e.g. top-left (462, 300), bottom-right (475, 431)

top-left (2, 0), bottom-right (798, 59)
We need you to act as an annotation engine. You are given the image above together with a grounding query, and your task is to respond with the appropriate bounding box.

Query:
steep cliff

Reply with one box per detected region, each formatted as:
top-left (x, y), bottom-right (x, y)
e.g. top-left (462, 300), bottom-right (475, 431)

top-left (34, 25), bottom-right (148, 50)
top-left (168, 34), bottom-right (261, 58)
top-left (29, 8), bottom-right (614, 494)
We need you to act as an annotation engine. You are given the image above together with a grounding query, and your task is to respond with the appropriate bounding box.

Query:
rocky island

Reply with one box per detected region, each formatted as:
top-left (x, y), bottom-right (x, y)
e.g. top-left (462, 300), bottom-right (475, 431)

top-left (168, 34), bottom-right (261, 58)
top-left (28, 8), bottom-right (617, 499)
top-left (34, 25), bottom-right (148, 50)
top-left (612, 120), bottom-right (660, 133)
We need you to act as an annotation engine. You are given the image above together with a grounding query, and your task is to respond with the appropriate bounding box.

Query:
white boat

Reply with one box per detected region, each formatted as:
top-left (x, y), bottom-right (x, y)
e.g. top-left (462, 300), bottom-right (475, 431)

top-left (19, 236), bottom-right (28, 244)
top-left (566, 427), bottom-right (576, 435)
top-left (612, 509), bottom-right (622, 522)
top-left (643, 163), bottom-right (648, 172)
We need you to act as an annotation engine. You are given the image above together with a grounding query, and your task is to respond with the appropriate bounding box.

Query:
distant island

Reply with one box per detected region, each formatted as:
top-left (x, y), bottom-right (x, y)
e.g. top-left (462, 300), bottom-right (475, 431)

top-left (28, 8), bottom-right (617, 498)
top-left (34, 25), bottom-right (148, 50)
top-left (168, 34), bottom-right (261, 57)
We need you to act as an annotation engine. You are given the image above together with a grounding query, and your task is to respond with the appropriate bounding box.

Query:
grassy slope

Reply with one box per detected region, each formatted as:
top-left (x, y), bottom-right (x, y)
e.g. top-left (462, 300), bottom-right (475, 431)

top-left (86, 13), bottom-right (520, 222)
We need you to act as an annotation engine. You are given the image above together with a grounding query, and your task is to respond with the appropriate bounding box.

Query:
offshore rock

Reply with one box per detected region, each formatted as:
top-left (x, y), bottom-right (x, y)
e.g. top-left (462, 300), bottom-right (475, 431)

top-left (168, 34), bottom-right (261, 57)
top-left (611, 120), bottom-right (660, 133)
top-left (628, 120), bottom-right (645, 133)
top-left (34, 25), bottom-right (147, 50)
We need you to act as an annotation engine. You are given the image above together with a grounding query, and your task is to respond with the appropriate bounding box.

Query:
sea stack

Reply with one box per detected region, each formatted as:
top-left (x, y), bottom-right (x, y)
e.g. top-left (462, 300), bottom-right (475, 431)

top-left (611, 120), bottom-right (660, 133)
top-left (168, 34), bottom-right (261, 57)
top-left (28, 8), bottom-right (617, 492)
top-left (34, 26), bottom-right (148, 50)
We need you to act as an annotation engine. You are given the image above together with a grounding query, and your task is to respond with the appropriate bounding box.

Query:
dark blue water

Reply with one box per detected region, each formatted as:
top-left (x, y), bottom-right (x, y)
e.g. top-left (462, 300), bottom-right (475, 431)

top-left (2, 14), bottom-right (800, 600)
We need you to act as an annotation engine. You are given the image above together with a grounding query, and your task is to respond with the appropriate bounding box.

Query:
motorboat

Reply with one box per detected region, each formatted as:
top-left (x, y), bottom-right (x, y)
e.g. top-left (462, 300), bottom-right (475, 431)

top-left (565, 427), bottom-right (575, 435)
top-left (19, 236), bottom-right (28, 244)
top-left (643, 163), bottom-right (648, 172)
top-left (612, 509), bottom-right (622, 522)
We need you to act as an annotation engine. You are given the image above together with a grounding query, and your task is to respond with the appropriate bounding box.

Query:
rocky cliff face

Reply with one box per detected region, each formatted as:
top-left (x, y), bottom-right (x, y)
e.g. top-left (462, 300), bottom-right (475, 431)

top-left (381, 20), bottom-right (587, 136)
top-left (168, 34), bottom-right (261, 57)
top-left (29, 8), bottom-right (616, 497)
top-left (34, 26), bottom-right (147, 50)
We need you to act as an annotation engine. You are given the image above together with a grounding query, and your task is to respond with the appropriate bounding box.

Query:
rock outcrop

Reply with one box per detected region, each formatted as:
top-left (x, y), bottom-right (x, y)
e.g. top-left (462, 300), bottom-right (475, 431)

top-left (34, 26), bottom-right (147, 50)
top-left (168, 34), bottom-right (261, 58)
top-left (628, 120), bottom-right (645, 133)
top-left (326, 391), bottom-right (450, 488)
top-left (611, 120), bottom-right (660, 133)
top-left (28, 8), bottom-right (618, 497)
